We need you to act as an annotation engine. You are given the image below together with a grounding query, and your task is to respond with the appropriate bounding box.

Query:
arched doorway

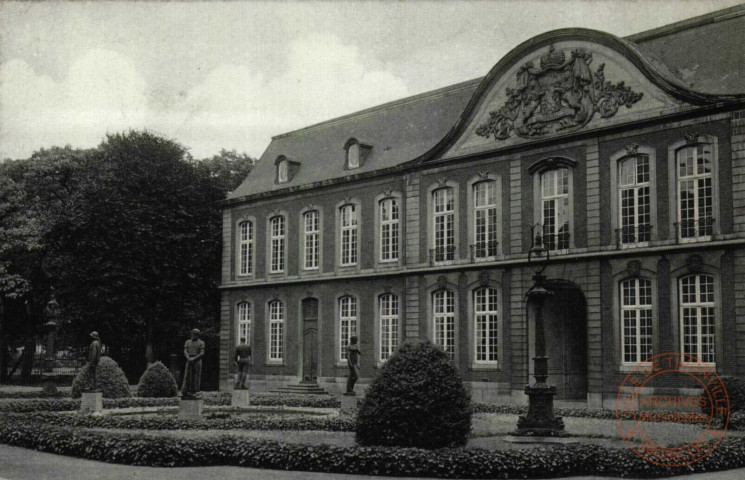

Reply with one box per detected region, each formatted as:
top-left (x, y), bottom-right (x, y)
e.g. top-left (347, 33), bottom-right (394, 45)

top-left (528, 280), bottom-right (588, 401)
top-left (301, 298), bottom-right (319, 383)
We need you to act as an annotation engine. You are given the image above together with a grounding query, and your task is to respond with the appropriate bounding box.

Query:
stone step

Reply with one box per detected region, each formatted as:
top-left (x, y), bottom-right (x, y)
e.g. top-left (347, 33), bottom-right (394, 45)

top-left (271, 383), bottom-right (330, 395)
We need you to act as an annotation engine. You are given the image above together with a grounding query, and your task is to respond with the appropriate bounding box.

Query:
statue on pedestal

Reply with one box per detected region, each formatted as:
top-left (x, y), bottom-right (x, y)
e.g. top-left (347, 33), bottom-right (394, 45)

top-left (181, 329), bottom-right (205, 398)
top-left (345, 335), bottom-right (361, 394)
top-left (234, 337), bottom-right (252, 390)
top-left (87, 331), bottom-right (101, 391)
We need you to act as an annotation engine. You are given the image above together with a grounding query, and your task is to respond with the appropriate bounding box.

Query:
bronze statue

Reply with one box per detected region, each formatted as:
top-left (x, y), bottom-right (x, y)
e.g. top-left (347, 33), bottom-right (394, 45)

top-left (234, 337), bottom-right (252, 390)
top-left (345, 335), bottom-right (361, 394)
top-left (181, 329), bottom-right (205, 397)
top-left (87, 331), bottom-right (101, 391)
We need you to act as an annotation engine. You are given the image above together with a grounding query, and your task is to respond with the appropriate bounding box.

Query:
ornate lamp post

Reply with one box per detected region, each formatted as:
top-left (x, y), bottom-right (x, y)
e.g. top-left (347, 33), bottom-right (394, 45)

top-left (43, 291), bottom-right (61, 373)
top-left (514, 225), bottom-right (567, 436)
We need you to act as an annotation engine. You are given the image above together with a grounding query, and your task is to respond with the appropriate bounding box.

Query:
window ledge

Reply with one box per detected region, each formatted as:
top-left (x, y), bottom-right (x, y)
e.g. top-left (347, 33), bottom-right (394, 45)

top-left (470, 363), bottom-right (500, 371)
top-left (265, 361), bottom-right (285, 367)
top-left (619, 363), bottom-right (653, 373)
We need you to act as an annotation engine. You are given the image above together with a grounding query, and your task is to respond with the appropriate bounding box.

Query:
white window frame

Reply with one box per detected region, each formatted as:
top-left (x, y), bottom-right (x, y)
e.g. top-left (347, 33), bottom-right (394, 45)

top-left (379, 198), bottom-right (399, 263)
top-left (473, 181), bottom-right (499, 260)
top-left (269, 216), bottom-right (286, 273)
top-left (237, 301), bottom-right (251, 345)
top-left (303, 210), bottom-right (320, 270)
top-left (347, 143), bottom-right (360, 169)
top-left (278, 160), bottom-right (288, 183)
top-left (610, 146), bottom-right (657, 248)
top-left (620, 278), bottom-right (653, 365)
top-left (618, 155), bottom-right (652, 246)
top-left (432, 289), bottom-right (455, 359)
top-left (237, 220), bottom-right (253, 276)
top-left (474, 287), bottom-right (499, 364)
top-left (540, 168), bottom-right (570, 251)
top-left (339, 296), bottom-right (358, 361)
top-left (268, 299), bottom-right (284, 362)
top-left (378, 294), bottom-right (399, 362)
top-left (432, 187), bottom-right (455, 263)
top-left (677, 144), bottom-right (715, 242)
top-left (679, 274), bottom-right (716, 365)
top-left (340, 204), bottom-right (358, 266)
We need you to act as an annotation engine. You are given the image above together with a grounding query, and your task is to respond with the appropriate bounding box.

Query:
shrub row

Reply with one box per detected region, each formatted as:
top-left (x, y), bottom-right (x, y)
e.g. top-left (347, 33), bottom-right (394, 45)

top-left (0, 417), bottom-right (744, 478)
top-left (3, 411), bottom-right (354, 432)
top-left (472, 404), bottom-right (714, 424)
top-left (0, 390), bottom-right (70, 399)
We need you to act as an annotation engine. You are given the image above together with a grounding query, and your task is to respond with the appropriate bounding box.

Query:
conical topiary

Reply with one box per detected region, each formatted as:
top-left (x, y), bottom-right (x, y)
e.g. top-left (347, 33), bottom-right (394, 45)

top-left (355, 340), bottom-right (472, 448)
top-left (71, 356), bottom-right (132, 398)
top-left (136, 361), bottom-right (178, 397)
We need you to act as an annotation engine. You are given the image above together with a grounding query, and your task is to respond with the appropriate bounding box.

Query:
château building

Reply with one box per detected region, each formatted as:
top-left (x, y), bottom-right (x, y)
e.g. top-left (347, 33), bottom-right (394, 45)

top-left (219, 6), bottom-right (745, 407)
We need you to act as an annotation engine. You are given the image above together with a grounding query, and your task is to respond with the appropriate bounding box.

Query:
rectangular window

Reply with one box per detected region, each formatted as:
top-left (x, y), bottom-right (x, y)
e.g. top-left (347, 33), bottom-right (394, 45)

top-left (304, 211), bottom-right (319, 270)
top-left (433, 290), bottom-right (455, 358)
top-left (380, 199), bottom-right (399, 262)
top-left (270, 216), bottom-right (285, 273)
top-left (341, 205), bottom-right (358, 266)
top-left (677, 145), bottom-right (714, 239)
top-left (433, 188), bottom-right (455, 262)
top-left (541, 169), bottom-right (570, 250)
top-left (473, 181), bottom-right (498, 259)
top-left (621, 278), bottom-right (653, 364)
top-left (269, 300), bottom-right (284, 361)
top-left (619, 155), bottom-right (651, 244)
top-left (237, 302), bottom-right (251, 344)
top-left (339, 296), bottom-right (357, 360)
top-left (379, 294), bottom-right (399, 361)
top-left (474, 287), bottom-right (498, 363)
top-left (238, 221), bottom-right (253, 275)
top-left (680, 275), bottom-right (715, 364)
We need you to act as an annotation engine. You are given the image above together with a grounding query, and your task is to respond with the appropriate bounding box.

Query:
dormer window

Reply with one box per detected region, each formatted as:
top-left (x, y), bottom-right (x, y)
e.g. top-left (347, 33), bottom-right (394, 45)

top-left (274, 155), bottom-right (300, 184)
top-left (343, 138), bottom-right (371, 170)
top-left (278, 159), bottom-right (288, 182)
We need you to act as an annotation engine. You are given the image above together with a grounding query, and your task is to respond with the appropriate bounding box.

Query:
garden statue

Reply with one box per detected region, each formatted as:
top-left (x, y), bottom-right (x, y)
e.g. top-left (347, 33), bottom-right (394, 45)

top-left (234, 337), bottom-right (252, 390)
top-left (345, 335), bottom-right (361, 394)
top-left (181, 329), bottom-right (205, 397)
top-left (87, 331), bottom-right (101, 391)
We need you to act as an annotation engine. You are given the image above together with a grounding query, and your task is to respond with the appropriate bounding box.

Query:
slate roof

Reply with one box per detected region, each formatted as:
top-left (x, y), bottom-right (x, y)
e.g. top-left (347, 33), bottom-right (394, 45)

top-left (227, 5), bottom-right (745, 202)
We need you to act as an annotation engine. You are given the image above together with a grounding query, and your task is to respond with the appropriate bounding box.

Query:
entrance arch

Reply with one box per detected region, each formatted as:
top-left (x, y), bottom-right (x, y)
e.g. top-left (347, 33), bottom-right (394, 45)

top-left (528, 280), bottom-right (588, 401)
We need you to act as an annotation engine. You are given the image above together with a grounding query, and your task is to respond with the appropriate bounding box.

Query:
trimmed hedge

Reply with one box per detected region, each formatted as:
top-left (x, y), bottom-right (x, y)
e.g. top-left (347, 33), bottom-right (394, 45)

top-left (71, 356), bottom-right (132, 399)
top-left (137, 362), bottom-right (178, 398)
top-left (701, 376), bottom-right (745, 414)
top-left (357, 340), bottom-right (472, 448)
top-left (0, 417), bottom-right (744, 477)
top-left (4, 412), bottom-right (353, 432)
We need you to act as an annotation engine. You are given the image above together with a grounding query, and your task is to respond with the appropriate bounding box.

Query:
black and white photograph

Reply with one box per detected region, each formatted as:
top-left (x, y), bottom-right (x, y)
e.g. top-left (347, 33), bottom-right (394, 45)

top-left (1, 1), bottom-right (744, 478)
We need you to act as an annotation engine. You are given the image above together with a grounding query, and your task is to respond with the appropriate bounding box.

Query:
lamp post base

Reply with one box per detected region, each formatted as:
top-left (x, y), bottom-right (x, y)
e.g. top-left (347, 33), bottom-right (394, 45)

top-left (512, 383), bottom-right (568, 437)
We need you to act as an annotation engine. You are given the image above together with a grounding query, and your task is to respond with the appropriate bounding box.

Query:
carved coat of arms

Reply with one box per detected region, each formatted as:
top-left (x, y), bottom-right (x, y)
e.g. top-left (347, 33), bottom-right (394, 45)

top-left (476, 45), bottom-right (643, 141)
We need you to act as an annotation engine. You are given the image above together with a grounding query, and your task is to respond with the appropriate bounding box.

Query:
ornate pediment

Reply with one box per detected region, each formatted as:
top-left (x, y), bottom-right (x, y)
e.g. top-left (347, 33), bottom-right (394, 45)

top-left (475, 45), bottom-right (643, 142)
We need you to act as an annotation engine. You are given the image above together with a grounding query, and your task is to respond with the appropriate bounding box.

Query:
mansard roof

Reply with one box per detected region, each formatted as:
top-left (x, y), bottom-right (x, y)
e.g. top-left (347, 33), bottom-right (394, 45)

top-left (226, 5), bottom-right (745, 203)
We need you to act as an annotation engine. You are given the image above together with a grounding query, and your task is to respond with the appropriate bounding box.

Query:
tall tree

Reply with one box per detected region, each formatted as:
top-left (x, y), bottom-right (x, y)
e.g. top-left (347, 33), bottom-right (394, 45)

top-left (196, 148), bottom-right (256, 194)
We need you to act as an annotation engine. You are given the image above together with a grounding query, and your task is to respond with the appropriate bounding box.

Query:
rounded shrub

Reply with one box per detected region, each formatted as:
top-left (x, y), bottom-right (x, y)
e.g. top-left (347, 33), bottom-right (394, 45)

top-left (136, 361), bottom-right (178, 398)
top-left (355, 340), bottom-right (471, 448)
top-left (701, 375), bottom-right (745, 415)
top-left (71, 356), bottom-right (132, 399)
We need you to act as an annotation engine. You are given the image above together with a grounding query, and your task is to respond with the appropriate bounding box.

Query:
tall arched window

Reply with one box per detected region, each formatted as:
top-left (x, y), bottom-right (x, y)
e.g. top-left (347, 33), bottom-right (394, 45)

top-left (680, 274), bottom-right (715, 364)
top-left (379, 294), bottom-right (399, 361)
top-left (268, 300), bottom-right (284, 361)
top-left (621, 278), bottom-right (653, 364)
top-left (270, 216), bottom-right (285, 273)
top-left (473, 181), bottom-right (498, 259)
top-left (379, 198), bottom-right (399, 262)
top-left (677, 144), bottom-right (714, 239)
top-left (340, 205), bottom-right (358, 266)
top-left (238, 220), bottom-right (253, 275)
top-left (433, 289), bottom-right (455, 358)
top-left (619, 155), bottom-right (651, 244)
top-left (303, 210), bottom-right (319, 270)
top-left (540, 168), bottom-right (570, 250)
top-left (237, 302), bottom-right (251, 344)
top-left (433, 188), bottom-right (455, 262)
top-left (339, 296), bottom-right (357, 360)
top-left (474, 287), bottom-right (498, 363)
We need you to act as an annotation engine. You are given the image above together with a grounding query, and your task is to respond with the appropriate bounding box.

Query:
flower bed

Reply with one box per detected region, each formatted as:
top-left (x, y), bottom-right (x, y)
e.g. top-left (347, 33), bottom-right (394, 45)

top-left (0, 417), bottom-right (743, 478)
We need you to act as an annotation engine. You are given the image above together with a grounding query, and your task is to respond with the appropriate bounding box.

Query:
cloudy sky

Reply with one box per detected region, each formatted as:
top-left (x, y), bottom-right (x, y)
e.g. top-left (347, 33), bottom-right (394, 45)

top-left (1, 0), bottom-right (742, 160)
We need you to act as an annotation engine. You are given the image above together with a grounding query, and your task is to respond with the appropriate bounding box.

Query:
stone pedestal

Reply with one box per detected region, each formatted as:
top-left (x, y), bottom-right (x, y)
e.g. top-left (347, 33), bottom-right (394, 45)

top-left (231, 389), bottom-right (250, 407)
top-left (80, 391), bottom-right (103, 414)
top-left (341, 392), bottom-right (357, 415)
top-left (178, 397), bottom-right (203, 421)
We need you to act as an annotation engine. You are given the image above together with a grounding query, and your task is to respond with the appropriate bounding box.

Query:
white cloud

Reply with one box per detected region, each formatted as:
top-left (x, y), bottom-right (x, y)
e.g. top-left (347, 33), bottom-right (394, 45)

top-left (0, 34), bottom-right (409, 159)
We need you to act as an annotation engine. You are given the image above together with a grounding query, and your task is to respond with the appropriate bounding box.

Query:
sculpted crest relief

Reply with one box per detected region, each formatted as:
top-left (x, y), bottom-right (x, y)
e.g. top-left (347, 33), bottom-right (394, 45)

top-left (476, 45), bottom-right (643, 141)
